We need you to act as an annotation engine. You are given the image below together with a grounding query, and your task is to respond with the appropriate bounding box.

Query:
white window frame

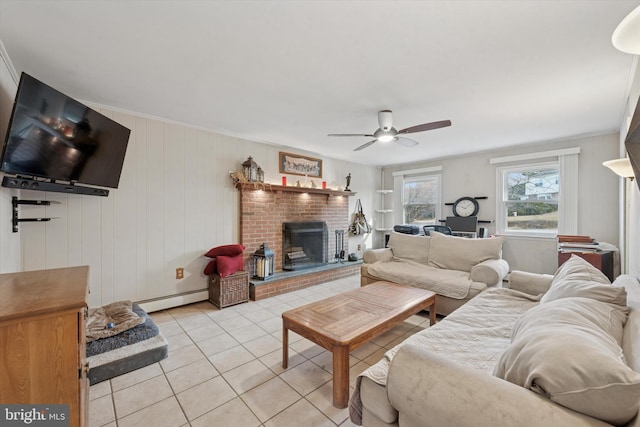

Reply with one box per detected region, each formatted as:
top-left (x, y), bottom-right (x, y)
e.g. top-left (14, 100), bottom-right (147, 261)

top-left (392, 166), bottom-right (443, 230)
top-left (492, 147), bottom-right (579, 238)
top-left (496, 161), bottom-right (559, 238)
top-left (401, 174), bottom-right (442, 228)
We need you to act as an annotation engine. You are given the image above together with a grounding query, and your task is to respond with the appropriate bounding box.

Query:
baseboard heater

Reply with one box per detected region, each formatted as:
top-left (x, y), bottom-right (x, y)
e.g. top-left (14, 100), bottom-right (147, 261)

top-left (136, 289), bottom-right (208, 313)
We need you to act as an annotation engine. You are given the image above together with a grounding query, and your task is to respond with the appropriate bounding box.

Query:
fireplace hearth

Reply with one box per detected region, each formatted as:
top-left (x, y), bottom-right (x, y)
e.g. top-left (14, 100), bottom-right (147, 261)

top-left (282, 221), bottom-right (328, 271)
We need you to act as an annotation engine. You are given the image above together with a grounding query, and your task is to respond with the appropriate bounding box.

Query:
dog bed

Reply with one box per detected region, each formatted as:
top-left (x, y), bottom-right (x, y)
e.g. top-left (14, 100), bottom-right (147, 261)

top-left (86, 303), bottom-right (168, 385)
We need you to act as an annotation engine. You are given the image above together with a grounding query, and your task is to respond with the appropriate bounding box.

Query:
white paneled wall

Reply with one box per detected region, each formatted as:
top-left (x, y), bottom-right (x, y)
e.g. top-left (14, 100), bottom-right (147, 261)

top-left (13, 107), bottom-right (379, 308)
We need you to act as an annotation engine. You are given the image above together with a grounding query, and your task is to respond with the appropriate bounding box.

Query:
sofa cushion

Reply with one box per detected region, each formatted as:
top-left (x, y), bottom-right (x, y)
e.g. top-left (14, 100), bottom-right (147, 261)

top-left (387, 231), bottom-right (430, 264)
top-left (427, 232), bottom-right (503, 272)
top-left (494, 297), bottom-right (639, 425)
top-left (541, 254), bottom-right (625, 305)
top-left (549, 254), bottom-right (610, 286)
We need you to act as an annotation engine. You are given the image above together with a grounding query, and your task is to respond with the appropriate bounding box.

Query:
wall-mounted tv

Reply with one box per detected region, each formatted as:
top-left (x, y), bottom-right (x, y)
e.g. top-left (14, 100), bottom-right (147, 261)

top-left (625, 94), bottom-right (640, 193)
top-left (0, 72), bottom-right (130, 196)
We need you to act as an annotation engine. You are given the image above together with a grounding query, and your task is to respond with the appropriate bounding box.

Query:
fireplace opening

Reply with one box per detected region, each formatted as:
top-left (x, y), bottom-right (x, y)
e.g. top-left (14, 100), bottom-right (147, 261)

top-left (282, 221), bottom-right (328, 271)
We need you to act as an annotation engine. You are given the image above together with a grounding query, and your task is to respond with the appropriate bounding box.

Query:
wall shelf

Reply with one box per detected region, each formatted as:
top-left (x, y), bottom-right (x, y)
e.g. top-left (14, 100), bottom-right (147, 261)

top-left (12, 197), bottom-right (59, 232)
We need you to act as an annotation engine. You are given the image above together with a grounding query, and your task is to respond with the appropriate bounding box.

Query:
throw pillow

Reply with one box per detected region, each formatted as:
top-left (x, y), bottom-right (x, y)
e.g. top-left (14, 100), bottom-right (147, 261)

top-left (541, 254), bottom-right (624, 305)
top-left (217, 254), bottom-right (244, 277)
top-left (494, 297), bottom-right (638, 425)
top-left (427, 232), bottom-right (503, 272)
top-left (203, 259), bottom-right (217, 275)
top-left (204, 244), bottom-right (245, 258)
top-left (550, 254), bottom-right (610, 286)
top-left (387, 231), bottom-right (430, 264)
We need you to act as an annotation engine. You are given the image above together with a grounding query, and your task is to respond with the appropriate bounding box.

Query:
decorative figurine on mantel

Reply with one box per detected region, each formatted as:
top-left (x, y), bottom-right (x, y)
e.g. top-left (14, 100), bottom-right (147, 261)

top-left (345, 173), bottom-right (352, 191)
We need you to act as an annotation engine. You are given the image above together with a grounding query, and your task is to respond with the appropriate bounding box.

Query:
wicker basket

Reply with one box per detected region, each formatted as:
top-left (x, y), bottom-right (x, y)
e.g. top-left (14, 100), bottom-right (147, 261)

top-left (208, 270), bottom-right (249, 308)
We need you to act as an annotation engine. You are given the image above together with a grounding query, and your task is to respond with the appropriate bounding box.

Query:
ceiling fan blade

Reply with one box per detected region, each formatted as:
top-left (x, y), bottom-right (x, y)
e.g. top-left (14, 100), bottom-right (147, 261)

top-left (354, 139), bottom-right (377, 151)
top-left (328, 133), bottom-right (375, 137)
top-left (398, 120), bottom-right (452, 134)
top-left (395, 137), bottom-right (419, 148)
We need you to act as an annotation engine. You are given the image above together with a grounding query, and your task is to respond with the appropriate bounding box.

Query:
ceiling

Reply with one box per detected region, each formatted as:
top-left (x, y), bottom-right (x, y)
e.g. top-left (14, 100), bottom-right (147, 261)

top-left (0, 0), bottom-right (638, 167)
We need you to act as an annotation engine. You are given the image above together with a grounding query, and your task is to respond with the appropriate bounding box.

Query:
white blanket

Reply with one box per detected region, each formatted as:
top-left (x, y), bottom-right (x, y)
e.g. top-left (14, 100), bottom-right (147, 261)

top-left (349, 288), bottom-right (541, 424)
top-left (366, 258), bottom-right (475, 299)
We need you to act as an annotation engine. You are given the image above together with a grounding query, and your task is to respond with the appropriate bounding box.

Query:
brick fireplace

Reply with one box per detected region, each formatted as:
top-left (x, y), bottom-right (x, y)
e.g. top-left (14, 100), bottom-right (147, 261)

top-left (237, 183), bottom-right (360, 299)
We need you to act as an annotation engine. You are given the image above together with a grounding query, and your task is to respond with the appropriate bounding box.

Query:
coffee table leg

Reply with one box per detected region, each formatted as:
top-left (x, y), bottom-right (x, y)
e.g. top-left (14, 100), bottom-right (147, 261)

top-left (282, 323), bottom-right (289, 369)
top-left (332, 345), bottom-right (349, 408)
top-left (429, 300), bottom-right (437, 326)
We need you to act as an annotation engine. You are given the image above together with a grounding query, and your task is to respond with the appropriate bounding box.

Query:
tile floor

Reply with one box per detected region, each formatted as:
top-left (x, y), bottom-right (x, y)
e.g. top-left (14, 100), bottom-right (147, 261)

top-left (88, 275), bottom-right (431, 427)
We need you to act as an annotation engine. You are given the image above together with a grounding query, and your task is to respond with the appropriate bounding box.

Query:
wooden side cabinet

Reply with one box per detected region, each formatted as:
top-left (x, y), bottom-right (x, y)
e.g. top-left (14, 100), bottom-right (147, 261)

top-left (558, 251), bottom-right (615, 281)
top-left (0, 266), bottom-right (89, 427)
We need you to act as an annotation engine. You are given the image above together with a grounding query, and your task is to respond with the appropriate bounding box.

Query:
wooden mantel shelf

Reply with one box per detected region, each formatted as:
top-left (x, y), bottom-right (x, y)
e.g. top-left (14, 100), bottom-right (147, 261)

top-left (235, 182), bottom-right (356, 197)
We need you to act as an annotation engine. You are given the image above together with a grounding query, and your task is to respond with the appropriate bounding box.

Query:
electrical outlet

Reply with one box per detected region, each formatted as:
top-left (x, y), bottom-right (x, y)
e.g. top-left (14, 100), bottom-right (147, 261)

top-left (176, 267), bottom-right (184, 279)
top-left (357, 244), bottom-right (362, 251)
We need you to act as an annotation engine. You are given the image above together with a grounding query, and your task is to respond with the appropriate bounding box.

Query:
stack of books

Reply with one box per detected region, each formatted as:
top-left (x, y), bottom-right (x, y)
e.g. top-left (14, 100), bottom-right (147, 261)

top-left (557, 235), bottom-right (601, 253)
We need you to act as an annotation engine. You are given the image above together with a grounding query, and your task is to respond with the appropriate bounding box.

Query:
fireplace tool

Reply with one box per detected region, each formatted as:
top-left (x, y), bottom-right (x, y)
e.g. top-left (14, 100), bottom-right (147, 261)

top-left (335, 230), bottom-right (345, 263)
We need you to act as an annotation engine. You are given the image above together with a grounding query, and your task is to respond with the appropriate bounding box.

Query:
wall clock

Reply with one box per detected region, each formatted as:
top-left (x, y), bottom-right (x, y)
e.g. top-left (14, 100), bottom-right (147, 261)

top-left (452, 196), bottom-right (479, 217)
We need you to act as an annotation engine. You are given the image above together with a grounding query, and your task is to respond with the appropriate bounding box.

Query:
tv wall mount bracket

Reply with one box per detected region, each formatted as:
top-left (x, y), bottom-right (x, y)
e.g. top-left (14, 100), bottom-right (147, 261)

top-left (12, 197), bottom-right (59, 233)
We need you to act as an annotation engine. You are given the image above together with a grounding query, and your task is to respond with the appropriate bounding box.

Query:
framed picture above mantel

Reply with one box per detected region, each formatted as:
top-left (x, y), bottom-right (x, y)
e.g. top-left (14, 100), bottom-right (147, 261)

top-left (279, 151), bottom-right (322, 178)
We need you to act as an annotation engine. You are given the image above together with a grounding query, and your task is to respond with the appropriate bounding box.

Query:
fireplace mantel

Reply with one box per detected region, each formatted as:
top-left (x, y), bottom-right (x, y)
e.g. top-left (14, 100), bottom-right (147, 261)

top-left (235, 182), bottom-right (356, 197)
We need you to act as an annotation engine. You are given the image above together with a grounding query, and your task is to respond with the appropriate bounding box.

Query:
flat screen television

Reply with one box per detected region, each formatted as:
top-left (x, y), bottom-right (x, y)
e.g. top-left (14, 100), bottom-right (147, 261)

top-left (625, 94), bottom-right (640, 192)
top-left (0, 72), bottom-right (130, 195)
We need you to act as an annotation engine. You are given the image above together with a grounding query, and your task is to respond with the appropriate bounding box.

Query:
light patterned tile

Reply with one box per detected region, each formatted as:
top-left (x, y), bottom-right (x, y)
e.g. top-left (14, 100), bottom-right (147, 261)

top-left (165, 331), bottom-right (194, 351)
top-left (160, 344), bottom-right (206, 372)
top-left (222, 359), bottom-right (275, 394)
top-left (260, 347), bottom-right (306, 375)
top-left (279, 360), bottom-right (332, 396)
top-left (191, 397), bottom-right (261, 427)
top-left (196, 332), bottom-right (240, 357)
top-left (306, 381), bottom-right (350, 425)
top-left (208, 345), bottom-right (256, 373)
top-left (110, 362), bottom-right (164, 392)
top-left (175, 313), bottom-right (215, 331)
top-left (176, 376), bottom-right (237, 421)
top-left (216, 315), bottom-right (254, 331)
top-left (227, 323), bottom-right (269, 343)
top-left (243, 334), bottom-right (281, 358)
top-left (88, 394), bottom-right (115, 427)
top-left (185, 323), bottom-right (226, 342)
top-left (239, 377), bottom-right (301, 422)
top-left (159, 321), bottom-right (185, 338)
top-left (112, 375), bottom-right (173, 418)
top-left (165, 359), bottom-right (219, 394)
top-left (264, 398), bottom-right (334, 427)
top-left (117, 397), bottom-right (187, 427)
top-left (89, 380), bottom-right (111, 401)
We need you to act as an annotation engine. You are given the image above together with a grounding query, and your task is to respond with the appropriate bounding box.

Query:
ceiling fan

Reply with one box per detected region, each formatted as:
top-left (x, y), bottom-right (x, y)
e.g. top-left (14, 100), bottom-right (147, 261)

top-left (328, 110), bottom-right (451, 151)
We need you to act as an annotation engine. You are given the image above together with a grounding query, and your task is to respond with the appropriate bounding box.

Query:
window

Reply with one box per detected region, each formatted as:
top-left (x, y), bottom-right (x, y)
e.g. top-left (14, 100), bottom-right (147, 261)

top-left (497, 162), bottom-right (559, 237)
top-left (402, 175), bottom-right (441, 226)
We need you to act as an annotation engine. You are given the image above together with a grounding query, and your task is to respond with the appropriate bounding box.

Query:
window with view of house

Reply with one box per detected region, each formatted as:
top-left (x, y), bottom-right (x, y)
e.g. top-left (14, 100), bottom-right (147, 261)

top-left (498, 162), bottom-right (559, 236)
top-left (402, 175), bottom-right (441, 226)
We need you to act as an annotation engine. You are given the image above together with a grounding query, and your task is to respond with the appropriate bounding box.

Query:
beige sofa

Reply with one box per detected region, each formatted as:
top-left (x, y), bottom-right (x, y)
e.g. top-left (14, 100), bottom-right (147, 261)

top-left (361, 231), bottom-right (509, 315)
top-left (350, 255), bottom-right (640, 427)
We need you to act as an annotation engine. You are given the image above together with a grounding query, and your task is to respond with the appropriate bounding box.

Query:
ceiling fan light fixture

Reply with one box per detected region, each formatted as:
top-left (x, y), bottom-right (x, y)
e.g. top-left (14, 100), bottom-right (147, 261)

top-left (613, 5), bottom-right (640, 54)
top-left (377, 134), bottom-right (395, 143)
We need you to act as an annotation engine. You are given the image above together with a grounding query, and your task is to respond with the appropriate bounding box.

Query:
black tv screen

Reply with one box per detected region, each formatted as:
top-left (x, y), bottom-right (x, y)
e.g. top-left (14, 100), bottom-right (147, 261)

top-left (1, 73), bottom-right (130, 188)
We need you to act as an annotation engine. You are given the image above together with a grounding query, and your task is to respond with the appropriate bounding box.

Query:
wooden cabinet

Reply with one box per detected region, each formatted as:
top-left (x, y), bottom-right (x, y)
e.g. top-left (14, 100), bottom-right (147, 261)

top-left (558, 251), bottom-right (615, 281)
top-left (0, 266), bottom-right (89, 427)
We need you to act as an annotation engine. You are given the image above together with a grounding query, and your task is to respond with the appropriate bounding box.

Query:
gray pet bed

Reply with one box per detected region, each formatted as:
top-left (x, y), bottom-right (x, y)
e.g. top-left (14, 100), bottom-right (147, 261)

top-left (87, 303), bottom-right (168, 385)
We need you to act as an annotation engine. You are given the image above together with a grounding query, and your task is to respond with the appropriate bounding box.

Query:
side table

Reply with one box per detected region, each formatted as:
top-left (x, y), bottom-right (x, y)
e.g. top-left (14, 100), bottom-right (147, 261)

top-left (208, 270), bottom-right (249, 308)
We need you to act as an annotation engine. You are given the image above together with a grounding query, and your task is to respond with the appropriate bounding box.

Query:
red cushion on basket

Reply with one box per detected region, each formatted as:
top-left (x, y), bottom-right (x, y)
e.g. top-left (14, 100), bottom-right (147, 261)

top-left (217, 254), bottom-right (243, 278)
top-left (204, 244), bottom-right (245, 258)
top-left (203, 259), bottom-right (217, 275)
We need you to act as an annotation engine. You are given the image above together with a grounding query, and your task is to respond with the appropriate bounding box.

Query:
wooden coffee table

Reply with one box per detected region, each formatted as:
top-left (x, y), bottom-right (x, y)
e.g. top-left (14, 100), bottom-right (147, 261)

top-left (282, 281), bottom-right (436, 408)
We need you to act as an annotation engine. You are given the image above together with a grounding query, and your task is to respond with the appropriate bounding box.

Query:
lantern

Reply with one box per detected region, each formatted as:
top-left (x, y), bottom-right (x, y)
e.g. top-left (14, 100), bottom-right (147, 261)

top-left (257, 167), bottom-right (264, 183)
top-left (253, 243), bottom-right (275, 280)
top-left (242, 156), bottom-right (258, 182)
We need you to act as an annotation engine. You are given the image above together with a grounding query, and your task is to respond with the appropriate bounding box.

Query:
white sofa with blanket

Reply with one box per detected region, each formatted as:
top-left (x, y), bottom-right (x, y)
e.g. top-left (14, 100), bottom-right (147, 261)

top-left (361, 231), bottom-right (509, 315)
top-left (350, 255), bottom-right (640, 427)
